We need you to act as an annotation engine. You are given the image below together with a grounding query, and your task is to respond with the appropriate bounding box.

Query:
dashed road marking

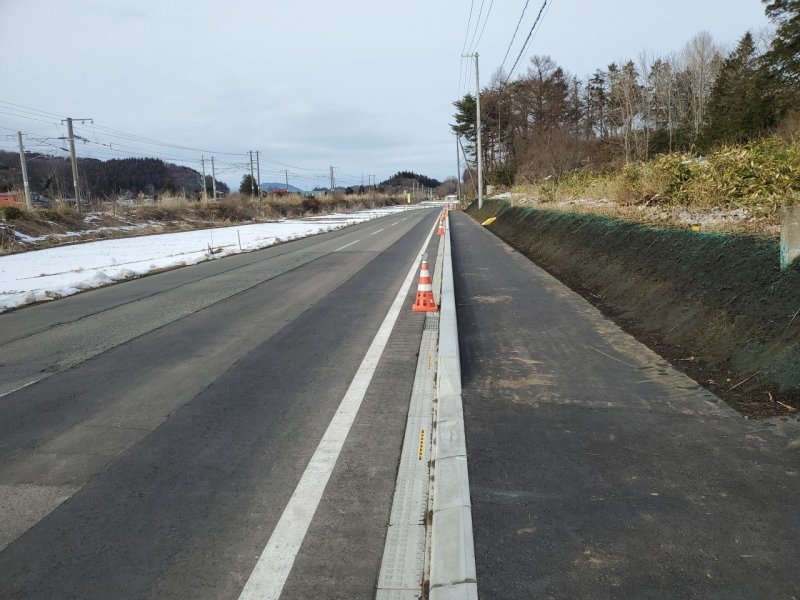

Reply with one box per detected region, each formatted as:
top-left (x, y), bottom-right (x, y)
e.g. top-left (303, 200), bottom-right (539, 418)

top-left (334, 240), bottom-right (360, 251)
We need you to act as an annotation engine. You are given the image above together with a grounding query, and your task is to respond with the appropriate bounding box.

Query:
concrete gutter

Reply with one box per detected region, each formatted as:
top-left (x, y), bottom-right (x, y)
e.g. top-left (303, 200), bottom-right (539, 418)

top-left (429, 215), bottom-right (478, 599)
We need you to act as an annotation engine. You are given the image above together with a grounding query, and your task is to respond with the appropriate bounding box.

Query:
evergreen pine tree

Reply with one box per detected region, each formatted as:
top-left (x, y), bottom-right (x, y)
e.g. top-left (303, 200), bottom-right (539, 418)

top-left (763, 0), bottom-right (800, 86)
top-left (700, 33), bottom-right (777, 148)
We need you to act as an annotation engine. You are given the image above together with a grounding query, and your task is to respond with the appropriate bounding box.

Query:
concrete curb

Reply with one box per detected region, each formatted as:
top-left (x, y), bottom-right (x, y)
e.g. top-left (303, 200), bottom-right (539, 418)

top-left (429, 216), bottom-right (477, 599)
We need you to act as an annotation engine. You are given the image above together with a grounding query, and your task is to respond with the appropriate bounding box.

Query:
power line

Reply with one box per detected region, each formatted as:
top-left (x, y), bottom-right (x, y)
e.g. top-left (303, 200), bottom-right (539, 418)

top-left (0, 99), bottom-right (64, 120)
top-left (1, 101), bottom-right (374, 186)
top-left (468, 0), bottom-right (495, 55)
top-left (505, 0), bottom-right (550, 85)
top-left (460, 0), bottom-right (476, 57)
top-left (0, 109), bottom-right (61, 126)
top-left (466, 0), bottom-right (486, 54)
top-left (499, 0), bottom-right (532, 75)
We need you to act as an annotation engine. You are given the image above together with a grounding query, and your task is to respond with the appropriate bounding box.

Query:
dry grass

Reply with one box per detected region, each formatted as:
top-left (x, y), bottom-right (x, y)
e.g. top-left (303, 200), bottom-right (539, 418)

top-left (0, 192), bottom-right (403, 255)
top-left (508, 136), bottom-right (800, 237)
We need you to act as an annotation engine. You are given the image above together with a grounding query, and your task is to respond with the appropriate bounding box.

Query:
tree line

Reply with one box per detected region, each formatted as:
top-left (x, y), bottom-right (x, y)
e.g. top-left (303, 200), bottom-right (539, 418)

top-left (452, 0), bottom-right (800, 186)
top-left (0, 152), bottom-right (229, 200)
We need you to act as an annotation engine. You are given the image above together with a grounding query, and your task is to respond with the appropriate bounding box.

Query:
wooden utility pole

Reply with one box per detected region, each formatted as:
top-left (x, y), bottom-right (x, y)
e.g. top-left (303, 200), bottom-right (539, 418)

top-left (62, 117), bottom-right (93, 213)
top-left (201, 156), bottom-right (207, 202)
top-left (256, 151), bottom-right (261, 196)
top-left (455, 134), bottom-right (462, 205)
top-left (474, 53), bottom-right (483, 209)
top-left (249, 151), bottom-right (256, 196)
top-left (17, 131), bottom-right (32, 209)
top-left (211, 156), bottom-right (217, 200)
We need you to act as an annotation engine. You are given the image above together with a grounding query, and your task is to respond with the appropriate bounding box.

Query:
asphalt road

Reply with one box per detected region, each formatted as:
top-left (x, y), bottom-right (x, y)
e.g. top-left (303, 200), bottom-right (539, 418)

top-left (451, 211), bottom-right (800, 599)
top-left (0, 207), bottom-right (439, 599)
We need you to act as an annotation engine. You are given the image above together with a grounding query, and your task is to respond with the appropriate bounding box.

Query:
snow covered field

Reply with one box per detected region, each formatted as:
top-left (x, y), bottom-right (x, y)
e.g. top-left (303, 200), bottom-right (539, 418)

top-left (0, 206), bottom-right (415, 313)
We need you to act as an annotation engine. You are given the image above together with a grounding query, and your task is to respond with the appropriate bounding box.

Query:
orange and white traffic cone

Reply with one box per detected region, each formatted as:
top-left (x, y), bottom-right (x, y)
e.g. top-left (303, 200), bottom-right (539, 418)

top-left (411, 257), bottom-right (438, 312)
top-left (436, 213), bottom-right (446, 236)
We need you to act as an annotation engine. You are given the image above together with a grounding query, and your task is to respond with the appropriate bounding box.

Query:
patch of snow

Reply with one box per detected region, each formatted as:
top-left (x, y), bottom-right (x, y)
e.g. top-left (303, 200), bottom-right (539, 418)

top-left (0, 205), bottom-right (417, 313)
top-left (12, 230), bottom-right (46, 243)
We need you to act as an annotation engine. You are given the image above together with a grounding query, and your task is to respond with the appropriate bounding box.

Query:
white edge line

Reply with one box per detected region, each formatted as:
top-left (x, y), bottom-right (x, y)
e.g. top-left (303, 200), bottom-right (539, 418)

top-left (334, 239), bottom-right (360, 251)
top-left (0, 378), bottom-right (41, 399)
top-left (237, 214), bottom-right (439, 600)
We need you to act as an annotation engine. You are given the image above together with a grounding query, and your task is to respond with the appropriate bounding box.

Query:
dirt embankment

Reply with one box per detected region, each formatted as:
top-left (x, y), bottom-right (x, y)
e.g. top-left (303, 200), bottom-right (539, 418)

top-left (468, 200), bottom-right (800, 417)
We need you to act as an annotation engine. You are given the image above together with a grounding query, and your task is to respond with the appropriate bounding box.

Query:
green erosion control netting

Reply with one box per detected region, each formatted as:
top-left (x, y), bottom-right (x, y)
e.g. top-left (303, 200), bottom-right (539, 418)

top-left (467, 200), bottom-right (800, 415)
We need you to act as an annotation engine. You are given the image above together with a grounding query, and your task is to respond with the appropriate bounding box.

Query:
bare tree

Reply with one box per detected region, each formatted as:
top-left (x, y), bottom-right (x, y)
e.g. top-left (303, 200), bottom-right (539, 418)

top-left (682, 31), bottom-right (724, 142)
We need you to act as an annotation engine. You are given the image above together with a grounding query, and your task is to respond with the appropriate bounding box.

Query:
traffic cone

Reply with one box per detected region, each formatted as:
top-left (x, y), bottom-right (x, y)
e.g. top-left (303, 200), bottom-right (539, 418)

top-left (411, 258), bottom-right (438, 312)
top-left (436, 213), bottom-right (446, 236)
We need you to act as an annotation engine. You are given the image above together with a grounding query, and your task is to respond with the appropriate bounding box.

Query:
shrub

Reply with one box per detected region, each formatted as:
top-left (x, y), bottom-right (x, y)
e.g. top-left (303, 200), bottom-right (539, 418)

top-left (301, 197), bottom-right (322, 213)
top-left (2, 205), bottom-right (23, 220)
top-left (37, 207), bottom-right (81, 224)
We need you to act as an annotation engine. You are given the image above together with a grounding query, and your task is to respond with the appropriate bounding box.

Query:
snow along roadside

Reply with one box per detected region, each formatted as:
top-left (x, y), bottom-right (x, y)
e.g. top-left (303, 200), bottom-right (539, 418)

top-left (0, 207), bottom-right (416, 313)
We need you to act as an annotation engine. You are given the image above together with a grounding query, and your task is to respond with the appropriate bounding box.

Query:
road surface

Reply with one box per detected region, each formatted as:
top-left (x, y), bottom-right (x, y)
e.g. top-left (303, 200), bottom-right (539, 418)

top-left (451, 210), bottom-right (800, 599)
top-left (0, 208), bottom-right (439, 599)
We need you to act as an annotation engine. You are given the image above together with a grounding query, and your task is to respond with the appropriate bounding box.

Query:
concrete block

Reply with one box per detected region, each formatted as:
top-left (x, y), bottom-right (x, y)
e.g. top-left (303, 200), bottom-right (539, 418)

top-left (436, 393), bottom-right (464, 423)
top-left (429, 506), bottom-right (477, 589)
top-left (432, 456), bottom-right (472, 512)
top-left (429, 582), bottom-right (479, 600)
top-left (781, 206), bottom-right (800, 270)
top-left (435, 418), bottom-right (467, 460)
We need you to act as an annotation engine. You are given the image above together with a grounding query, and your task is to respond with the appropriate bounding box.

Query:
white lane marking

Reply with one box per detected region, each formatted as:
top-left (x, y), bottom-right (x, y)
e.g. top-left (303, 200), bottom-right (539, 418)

top-left (238, 218), bottom-right (438, 600)
top-left (389, 221), bottom-right (399, 227)
top-left (370, 228), bottom-right (385, 236)
top-left (0, 378), bottom-right (41, 399)
top-left (334, 240), bottom-right (360, 251)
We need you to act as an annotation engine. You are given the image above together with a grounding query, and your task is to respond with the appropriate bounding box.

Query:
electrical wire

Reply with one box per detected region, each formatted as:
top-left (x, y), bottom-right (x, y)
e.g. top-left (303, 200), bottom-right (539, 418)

top-left (460, 0), bottom-right (475, 57)
top-left (505, 0), bottom-right (550, 85)
top-left (468, 0), bottom-right (495, 55)
top-left (2, 101), bottom-right (379, 187)
top-left (466, 0), bottom-right (486, 55)
top-left (499, 0), bottom-right (532, 76)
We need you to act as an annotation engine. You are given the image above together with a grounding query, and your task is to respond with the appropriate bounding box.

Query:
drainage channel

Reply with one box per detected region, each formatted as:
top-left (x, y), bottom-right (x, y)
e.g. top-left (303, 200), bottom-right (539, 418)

top-left (375, 313), bottom-right (438, 599)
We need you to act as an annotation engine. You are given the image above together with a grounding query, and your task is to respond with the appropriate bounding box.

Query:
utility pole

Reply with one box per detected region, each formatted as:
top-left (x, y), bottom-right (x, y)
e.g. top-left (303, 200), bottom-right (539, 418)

top-left (474, 53), bottom-right (483, 209)
top-left (17, 131), bottom-right (32, 209)
top-left (211, 156), bottom-right (217, 200)
top-left (62, 117), bottom-right (92, 213)
top-left (249, 151), bottom-right (255, 196)
top-left (330, 166), bottom-right (335, 194)
top-left (285, 169), bottom-right (289, 192)
top-left (455, 134), bottom-right (462, 205)
top-left (201, 156), bottom-right (207, 202)
top-left (256, 151), bottom-right (261, 196)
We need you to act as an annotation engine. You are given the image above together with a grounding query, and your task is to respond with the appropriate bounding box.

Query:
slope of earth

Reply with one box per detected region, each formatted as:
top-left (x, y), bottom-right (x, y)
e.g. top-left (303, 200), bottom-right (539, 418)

top-left (467, 200), bottom-right (800, 418)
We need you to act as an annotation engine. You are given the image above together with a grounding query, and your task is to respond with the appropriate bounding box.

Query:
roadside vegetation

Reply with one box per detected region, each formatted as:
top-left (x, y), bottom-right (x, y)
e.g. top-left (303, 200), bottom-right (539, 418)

top-left (0, 193), bottom-right (402, 255)
top-left (454, 1), bottom-right (800, 233)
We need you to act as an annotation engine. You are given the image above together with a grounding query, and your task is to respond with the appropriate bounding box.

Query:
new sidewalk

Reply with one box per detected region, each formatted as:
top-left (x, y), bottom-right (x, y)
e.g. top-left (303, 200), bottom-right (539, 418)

top-left (451, 211), bottom-right (800, 599)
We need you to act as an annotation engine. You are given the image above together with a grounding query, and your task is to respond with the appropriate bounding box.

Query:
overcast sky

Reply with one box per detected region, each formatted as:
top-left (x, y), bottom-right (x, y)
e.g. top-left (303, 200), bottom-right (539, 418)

top-left (0, 0), bottom-right (771, 190)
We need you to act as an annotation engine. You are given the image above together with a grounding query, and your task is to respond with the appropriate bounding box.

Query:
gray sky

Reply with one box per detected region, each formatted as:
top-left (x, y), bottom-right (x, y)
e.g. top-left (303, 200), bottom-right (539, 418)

top-left (0, 0), bottom-right (771, 190)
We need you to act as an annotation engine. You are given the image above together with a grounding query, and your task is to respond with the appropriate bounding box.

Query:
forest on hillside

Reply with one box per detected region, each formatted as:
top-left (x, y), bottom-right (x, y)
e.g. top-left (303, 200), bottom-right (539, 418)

top-left (0, 153), bottom-right (229, 200)
top-left (453, 0), bottom-right (800, 188)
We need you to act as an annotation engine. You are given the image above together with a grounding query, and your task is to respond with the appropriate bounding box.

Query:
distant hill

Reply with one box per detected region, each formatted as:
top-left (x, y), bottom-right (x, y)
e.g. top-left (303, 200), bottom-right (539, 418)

top-left (0, 152), bottom-right (229, 199)
top-left (260, 182), bottom-right (304, 193)
top-left (379, 171), bottom-right (441, 193)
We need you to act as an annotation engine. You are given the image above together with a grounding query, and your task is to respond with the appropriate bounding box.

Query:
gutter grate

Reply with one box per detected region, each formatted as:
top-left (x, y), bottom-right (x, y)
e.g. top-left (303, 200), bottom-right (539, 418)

top-left (424, 314), bottom-right (440, 331)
